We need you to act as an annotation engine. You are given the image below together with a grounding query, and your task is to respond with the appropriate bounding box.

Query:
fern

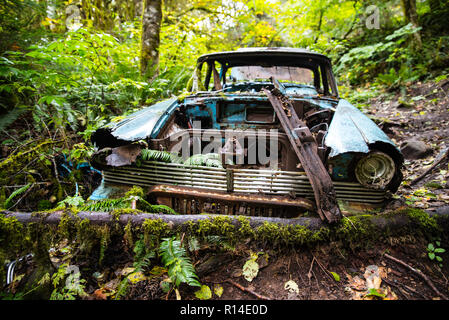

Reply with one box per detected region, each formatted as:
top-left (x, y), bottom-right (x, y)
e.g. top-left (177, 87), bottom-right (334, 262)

top-left (4, 183), bottom-right (32, 209)
top-left (133, 236), bottom-right (155, 271)
top-left (0, 106), bottom-right (28, 131)
top-left (140, 149), bottom-right (181, 163)
top-left (183, 153), bottom-right (223, 168)
top-left (136, 196), bottom-right (178, 214)
top-left (79, 198), bottom-right (129, 211)
top-left (159, 237), bottom-right (201, 287)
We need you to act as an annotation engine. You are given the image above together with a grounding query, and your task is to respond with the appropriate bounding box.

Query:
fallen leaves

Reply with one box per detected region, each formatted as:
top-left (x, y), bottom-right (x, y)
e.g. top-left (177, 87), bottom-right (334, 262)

top-left (345, 265), bottom-right (398, 300)
top-left (194, 285), bottom-right (212, 300)
top-left (284, 280), bottom-right (299, 294)
top-left (242, 253), bottom-right (260, 282)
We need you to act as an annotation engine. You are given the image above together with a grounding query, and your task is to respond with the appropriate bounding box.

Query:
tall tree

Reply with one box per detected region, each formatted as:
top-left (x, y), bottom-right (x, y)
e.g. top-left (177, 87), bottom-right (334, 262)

top-left (140, 0), bottom-right (162, 79)
top-left (401, 0), bottom-right (422, 47)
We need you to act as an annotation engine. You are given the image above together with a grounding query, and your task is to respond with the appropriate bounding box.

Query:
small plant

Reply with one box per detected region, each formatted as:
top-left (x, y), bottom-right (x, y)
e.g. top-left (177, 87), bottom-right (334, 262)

top-left (159, 236), bottom-right (201, 288)
top-left (50, 264), bottom-right (87, 300)
top-left (427, 241), bottom-right (445, 267)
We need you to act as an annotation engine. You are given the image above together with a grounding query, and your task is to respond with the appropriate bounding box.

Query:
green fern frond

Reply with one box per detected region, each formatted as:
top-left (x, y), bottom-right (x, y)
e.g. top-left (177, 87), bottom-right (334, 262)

top-left (136, 196), bottom-right (178, 214)
top-left (140, 149), bottom-right (181, 163)
top-left (183, 153), bottom-right (223, 168)
top-left (159, 237), bottom-right (201, 287)
top-left (79, 198), bottom-right (129, 211)
top-left (0, 106), bottom-right (28, 131)
top-left (4, 183), bottom-right (32, 208)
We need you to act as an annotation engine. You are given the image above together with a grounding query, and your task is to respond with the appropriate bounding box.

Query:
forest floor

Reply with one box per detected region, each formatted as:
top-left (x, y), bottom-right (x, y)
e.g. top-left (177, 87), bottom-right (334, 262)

top-left (121, 79), bottom-right (449, 301)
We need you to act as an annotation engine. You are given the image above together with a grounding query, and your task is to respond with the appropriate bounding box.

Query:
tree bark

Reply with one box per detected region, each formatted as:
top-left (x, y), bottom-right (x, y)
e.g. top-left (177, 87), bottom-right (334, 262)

top-left (401, 0), bottom-right (422, 47)
top-left (140, 0), bottom-right (162, 79)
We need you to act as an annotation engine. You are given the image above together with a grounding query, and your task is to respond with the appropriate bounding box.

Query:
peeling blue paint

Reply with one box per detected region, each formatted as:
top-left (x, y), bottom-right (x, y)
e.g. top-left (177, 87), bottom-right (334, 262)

top-left (104, 97), bottom-right (178, 141)
top-left (325, 99), bottom-right (396, 158)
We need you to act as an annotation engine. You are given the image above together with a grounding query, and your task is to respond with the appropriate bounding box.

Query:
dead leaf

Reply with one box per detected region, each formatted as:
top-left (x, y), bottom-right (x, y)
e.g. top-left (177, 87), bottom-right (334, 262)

top-left (364, 265), bottom-right (382, 290)
top-left (93, 289), bottom-right (108, 300)
top-left (284, 280), bottom-right (299, 294)
top-left (348, 274), bottom-right (366, 291)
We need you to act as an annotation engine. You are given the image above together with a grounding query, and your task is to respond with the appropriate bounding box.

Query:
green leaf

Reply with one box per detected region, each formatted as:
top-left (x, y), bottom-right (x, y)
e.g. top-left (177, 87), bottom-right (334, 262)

top-left (434, 248), bottom-right (445, 253)
top-left (330, 272), bottom-right (340, 282)
top-left (242, 259), bottom-right (259, 282)
top-left (214, 284), bottom-right (224, 297)
top-left (428, 252), bottom-right (435, 260)
top-left (365, 288), bottom-right (386, 299)
top-left (428, 243), bottom-right (435, 251)
top-left (4, 183), bottom-right (32, 208)
top-left (159, 237), bottom-right (201, 288)
top-left (194, 285), bottom-right (212, 300)
top-left (436, 256), bottom-right (443, 262)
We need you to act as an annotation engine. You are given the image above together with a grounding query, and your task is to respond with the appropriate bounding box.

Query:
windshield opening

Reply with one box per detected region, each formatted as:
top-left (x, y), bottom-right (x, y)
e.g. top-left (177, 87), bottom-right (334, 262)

top-left (228, 66), bottom-right (314, 86)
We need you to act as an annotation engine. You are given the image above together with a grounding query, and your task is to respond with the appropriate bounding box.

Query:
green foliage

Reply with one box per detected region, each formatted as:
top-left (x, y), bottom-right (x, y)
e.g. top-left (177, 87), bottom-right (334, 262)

top-left (140, 149), bottom-right (181, 163)
top-left (427, 241), bottom-right (445, 266)
top-left (49, 264), bottom-right (87, 300)
top-left (3, 183), bottom-right (32, 209)
top-left (183, 153), bottom-right (223, 168)
top-left (336, 23), bottom-right (425, 87)
top-left (58, 195), bottom-right (85, 209)
top-left (159, 236), bottom-right (201, 288)
top-left (194, 285), bottom-right (212, 300)
top-left (133, 236), bottom-right (156, 271)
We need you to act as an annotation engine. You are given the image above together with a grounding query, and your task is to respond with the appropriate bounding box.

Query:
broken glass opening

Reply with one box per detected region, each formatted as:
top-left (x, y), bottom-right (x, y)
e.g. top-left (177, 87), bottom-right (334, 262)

top-left (229, 66), bottom-right (314, 85)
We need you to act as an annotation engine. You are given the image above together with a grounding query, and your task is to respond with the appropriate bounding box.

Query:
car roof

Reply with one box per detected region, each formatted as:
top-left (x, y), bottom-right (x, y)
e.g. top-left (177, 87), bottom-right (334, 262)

top-left (197, 47), bottom-right (331, 67)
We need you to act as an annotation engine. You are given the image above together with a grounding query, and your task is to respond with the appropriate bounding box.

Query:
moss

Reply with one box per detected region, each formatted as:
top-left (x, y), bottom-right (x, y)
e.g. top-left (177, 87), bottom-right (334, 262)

top-left (98, 225), bottom-right (111, 266)
top-left (188, 216), bottom-right (236, 239)
top-left (2, 204), bottom-right (447, 292)
top-left (124, 220), bottom-right (134, 248)
top-left (111, 208), bottom-right (141, 221)
top-left (402, 207), bottom-right (441, 235)
top-left (142, 218), bottom-right (172, 249)
top-left (37, 200), bottom-right (52, 211)
top-left (0, 187), bottom-right (6, 207)
top-left (236, 216), bottom-right (255, 238)
top-left (125, 186), bottom-right (145, 198)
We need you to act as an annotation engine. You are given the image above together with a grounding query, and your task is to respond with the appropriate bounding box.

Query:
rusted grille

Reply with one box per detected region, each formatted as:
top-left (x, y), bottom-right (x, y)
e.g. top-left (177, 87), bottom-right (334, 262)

top-left (102, 160), bottom-right (387, 205)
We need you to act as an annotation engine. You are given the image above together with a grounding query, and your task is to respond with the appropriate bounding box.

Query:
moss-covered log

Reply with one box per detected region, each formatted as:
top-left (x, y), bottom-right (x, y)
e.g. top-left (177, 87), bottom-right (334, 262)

top-left (2, 206), bottom-right (448, 236)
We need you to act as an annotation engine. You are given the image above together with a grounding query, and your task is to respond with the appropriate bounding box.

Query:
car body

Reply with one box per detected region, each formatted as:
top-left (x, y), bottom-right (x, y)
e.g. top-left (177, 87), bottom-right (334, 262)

top-left (89, 47), bottom-right (403, 220)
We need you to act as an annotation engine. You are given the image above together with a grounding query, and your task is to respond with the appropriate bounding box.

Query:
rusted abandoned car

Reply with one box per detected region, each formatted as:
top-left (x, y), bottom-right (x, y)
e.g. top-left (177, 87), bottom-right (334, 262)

top-left (90, 47), bottom-right (403, 223)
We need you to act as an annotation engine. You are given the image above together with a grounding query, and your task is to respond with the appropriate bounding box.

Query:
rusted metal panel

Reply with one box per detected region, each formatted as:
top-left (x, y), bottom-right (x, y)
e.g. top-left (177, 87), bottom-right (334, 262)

top-left (147, 184), bottom-right (315, 217)
top-left (263, 87), bottom-right (342, 223)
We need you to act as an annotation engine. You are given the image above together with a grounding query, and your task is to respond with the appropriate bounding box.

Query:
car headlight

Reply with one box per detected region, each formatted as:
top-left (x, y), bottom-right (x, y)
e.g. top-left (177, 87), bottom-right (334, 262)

top-left (355, 151), bottom-right (396, 189)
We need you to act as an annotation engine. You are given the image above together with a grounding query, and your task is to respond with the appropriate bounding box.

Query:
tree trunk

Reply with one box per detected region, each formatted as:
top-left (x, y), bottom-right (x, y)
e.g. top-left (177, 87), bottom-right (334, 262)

top-left (140, 0), bottom-right (162, 80)
top-left (401, 0), bottom-right (422, 47)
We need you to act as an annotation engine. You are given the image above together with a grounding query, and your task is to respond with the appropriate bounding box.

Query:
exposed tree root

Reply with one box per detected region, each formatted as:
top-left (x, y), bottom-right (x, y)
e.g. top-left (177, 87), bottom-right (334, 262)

top-left (382, 252), bottom-right (448, 300)
top-left (225, 279), bottom-right (271, 300)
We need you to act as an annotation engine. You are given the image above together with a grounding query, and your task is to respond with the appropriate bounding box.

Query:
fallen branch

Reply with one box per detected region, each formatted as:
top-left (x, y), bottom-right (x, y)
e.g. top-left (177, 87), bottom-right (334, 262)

top-left (383, 253), bottom-right (448, 300)
top-left (381, 278), bottom-right (409, 300)
top-left (411, 147), bottom-right (449, 186)
top-left (225, 279), bottom-right (270, 300)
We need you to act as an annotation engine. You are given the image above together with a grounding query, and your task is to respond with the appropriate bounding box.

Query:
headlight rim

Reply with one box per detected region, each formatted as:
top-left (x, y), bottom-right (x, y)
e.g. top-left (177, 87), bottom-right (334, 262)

top-left (354, 151), bottom-right (396, 190)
